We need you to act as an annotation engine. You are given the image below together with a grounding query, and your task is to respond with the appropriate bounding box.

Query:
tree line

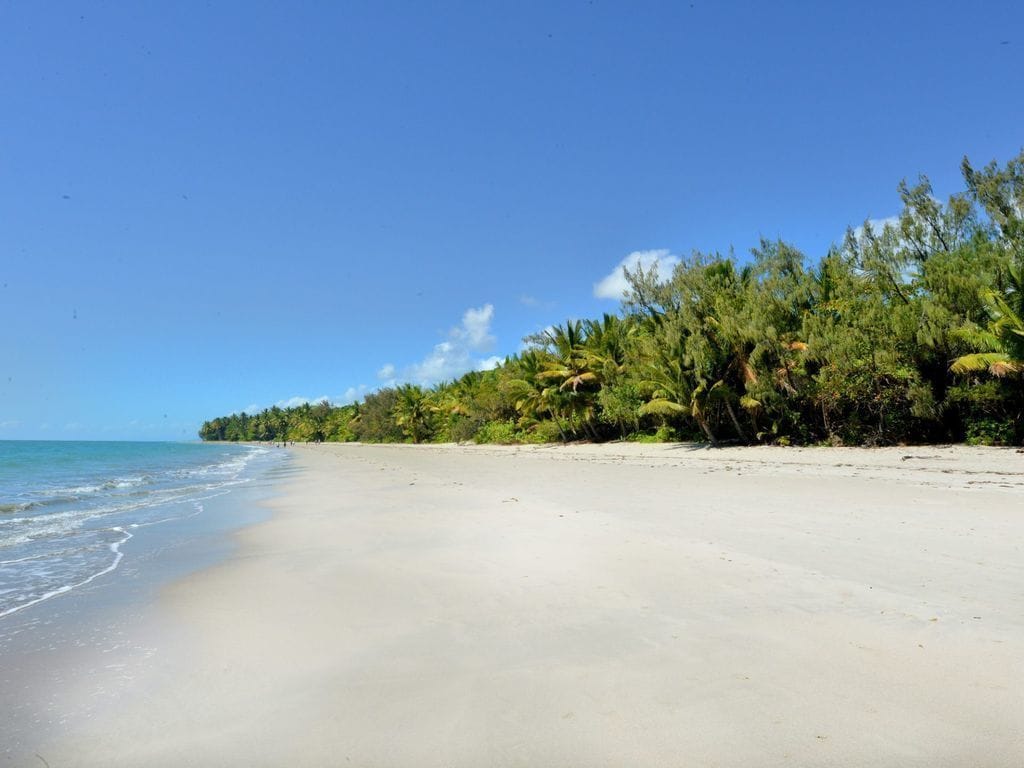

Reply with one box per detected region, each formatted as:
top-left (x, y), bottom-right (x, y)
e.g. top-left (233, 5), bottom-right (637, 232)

top-left (200, 151), bottom-right (1024, 447)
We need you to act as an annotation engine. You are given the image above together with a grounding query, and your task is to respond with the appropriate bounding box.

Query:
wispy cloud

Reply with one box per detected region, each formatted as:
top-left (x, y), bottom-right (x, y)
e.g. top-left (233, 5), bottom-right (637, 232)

top-left (851, 215), bottom-right (900, 239)
top-left (594, 249), bottom-right (680, 300)
top-left (460, 305), bottom-right (496, 349)
top-left (239, 306), bottom-right (500, 412)
top-left (341, 385), bottom-right (369, 403)
top-left (376, 363), bottom-right (397, 388)
top-left (519, 293), bottom-right (555, 310)
top-left (404, 304), bottom-right (499, 385)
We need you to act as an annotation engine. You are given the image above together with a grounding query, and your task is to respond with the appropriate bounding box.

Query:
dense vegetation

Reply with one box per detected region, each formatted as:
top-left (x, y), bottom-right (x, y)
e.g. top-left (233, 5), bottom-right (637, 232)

top-left (201, 152), bottom-right (1024, 447)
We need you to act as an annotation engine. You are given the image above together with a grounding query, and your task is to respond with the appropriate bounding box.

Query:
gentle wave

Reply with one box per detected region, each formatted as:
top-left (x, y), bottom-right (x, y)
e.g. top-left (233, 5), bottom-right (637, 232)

top-left (0, 478), bottom-right (153, 515)
top-left (0, 442), bottom-right (279, 620)
top-left (0, 495), bottom-right (90, 515)
top-left (0, 527), bottom-right (134, 620)
top-left (0, 501), bottom-right (38, 514)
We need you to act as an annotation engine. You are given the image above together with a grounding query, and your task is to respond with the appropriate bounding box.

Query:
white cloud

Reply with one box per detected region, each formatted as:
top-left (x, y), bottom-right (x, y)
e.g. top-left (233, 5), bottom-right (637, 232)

top-left (519, 293), bottom-right (555, 310)
top-left (405, 304), bottom-right (498, 385)
top-left (241, 306), bottom-right (499, 413)
top-left (852, 215), bottom-right (900, 239)
top-left (341, 385), bottom-right (369, 403)
top-left (460, 305), bottom-right (496, 350)
top-left (594, 249), bottom-right (680, 300)
top-left (376, 363), bottom-right (397, 389)
top-left (869, 215), bottom-right (900, 233)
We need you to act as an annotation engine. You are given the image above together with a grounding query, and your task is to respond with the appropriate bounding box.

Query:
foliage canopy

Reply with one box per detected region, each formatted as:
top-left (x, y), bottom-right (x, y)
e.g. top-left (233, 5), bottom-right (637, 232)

top-left (201, 151), bottom-right (1024, 447)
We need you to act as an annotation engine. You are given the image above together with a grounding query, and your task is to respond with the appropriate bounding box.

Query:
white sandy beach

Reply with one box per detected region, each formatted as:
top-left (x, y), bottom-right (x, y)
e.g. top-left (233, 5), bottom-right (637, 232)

top-left (21, 443), bottom-right (1024, 766)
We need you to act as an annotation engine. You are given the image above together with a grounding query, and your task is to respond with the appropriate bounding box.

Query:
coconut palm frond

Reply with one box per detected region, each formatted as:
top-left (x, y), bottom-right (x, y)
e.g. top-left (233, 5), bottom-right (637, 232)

top-left (638, 399), bottom-right (686, 417)
top-left (950, 352), bottom-right (1012, 375)
top-left (990, 360), bottom-right (1023, 377)
top-left (739, 394), bottom-right (762, 411)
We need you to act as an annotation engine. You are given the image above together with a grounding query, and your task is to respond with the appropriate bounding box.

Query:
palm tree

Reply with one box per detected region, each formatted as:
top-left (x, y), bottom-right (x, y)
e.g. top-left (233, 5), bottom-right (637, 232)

top-left (309, 399), bottom-right (332, 442)
top-left (952, 261), bottom-right (1024, 377)
top-left (538, 321), bottom-right (601, 438)
top-left (448, 370), bottom-right (487, 417)
top-left (505, 350), bottom-right (568, 440)
top-left (671, 259), bottom-right (755, 443)
top-left (392, 384), bottom-right (431, 443)
top-left (428, 372), bottom-right (489, 441)
top-left (582, 314), bottom-right (632, 384)
top-left (267, 406), bottom-right (288, 441)
top-left (636, 330), bottom-right (718, 443)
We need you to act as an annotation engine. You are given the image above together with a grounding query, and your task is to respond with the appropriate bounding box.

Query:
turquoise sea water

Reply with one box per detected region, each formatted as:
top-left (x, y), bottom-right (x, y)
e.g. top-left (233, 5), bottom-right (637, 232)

top-left (0, 441), bottom-right (280, 619)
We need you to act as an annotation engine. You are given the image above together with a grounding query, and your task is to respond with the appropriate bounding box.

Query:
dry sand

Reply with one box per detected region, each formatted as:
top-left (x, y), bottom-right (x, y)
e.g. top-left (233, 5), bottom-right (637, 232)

top-left (26, 443), bottom-right (1024, 765)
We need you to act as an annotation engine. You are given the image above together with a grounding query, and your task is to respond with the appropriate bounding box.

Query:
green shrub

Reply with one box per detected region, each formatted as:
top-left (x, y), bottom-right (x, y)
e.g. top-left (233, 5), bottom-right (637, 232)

top-left (524, 419), bottom-right (564, 443)
top-left (964, 418), bottom-right (1016, 446)
top-left (447, 415), bottom-right (484, 443)
top-left (473, 420), bottom-right (519, 444)
top-left (597, 382), bottom-right (643, 436)
top-left (628, 425), bottom-right (679, 443)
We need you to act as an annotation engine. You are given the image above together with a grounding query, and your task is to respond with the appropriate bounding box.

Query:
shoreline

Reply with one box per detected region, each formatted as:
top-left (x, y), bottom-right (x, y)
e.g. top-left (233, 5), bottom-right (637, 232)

top-left (0, 448), bottom-right (290, 762)
top-left (20, 443), bottom-right (1024, 765)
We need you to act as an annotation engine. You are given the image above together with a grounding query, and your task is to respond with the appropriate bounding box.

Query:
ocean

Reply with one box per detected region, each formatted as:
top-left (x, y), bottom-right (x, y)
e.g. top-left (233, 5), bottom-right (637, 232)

top-left (0, 440), bottom-right (284, 620)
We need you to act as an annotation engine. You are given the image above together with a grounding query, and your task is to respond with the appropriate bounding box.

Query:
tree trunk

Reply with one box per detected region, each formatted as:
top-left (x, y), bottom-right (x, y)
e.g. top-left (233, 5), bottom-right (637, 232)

top-left (724, 399), bottom-right (750, 444)
top-left (552, 413), bottom-right (568, 442)
top-left (696, 414), bottom-right (717, 446)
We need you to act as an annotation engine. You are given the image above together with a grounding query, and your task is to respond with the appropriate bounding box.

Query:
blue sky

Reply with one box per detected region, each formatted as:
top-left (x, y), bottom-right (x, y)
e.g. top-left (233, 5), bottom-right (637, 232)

top-left (1, 1), bottom-right (1022, 440)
